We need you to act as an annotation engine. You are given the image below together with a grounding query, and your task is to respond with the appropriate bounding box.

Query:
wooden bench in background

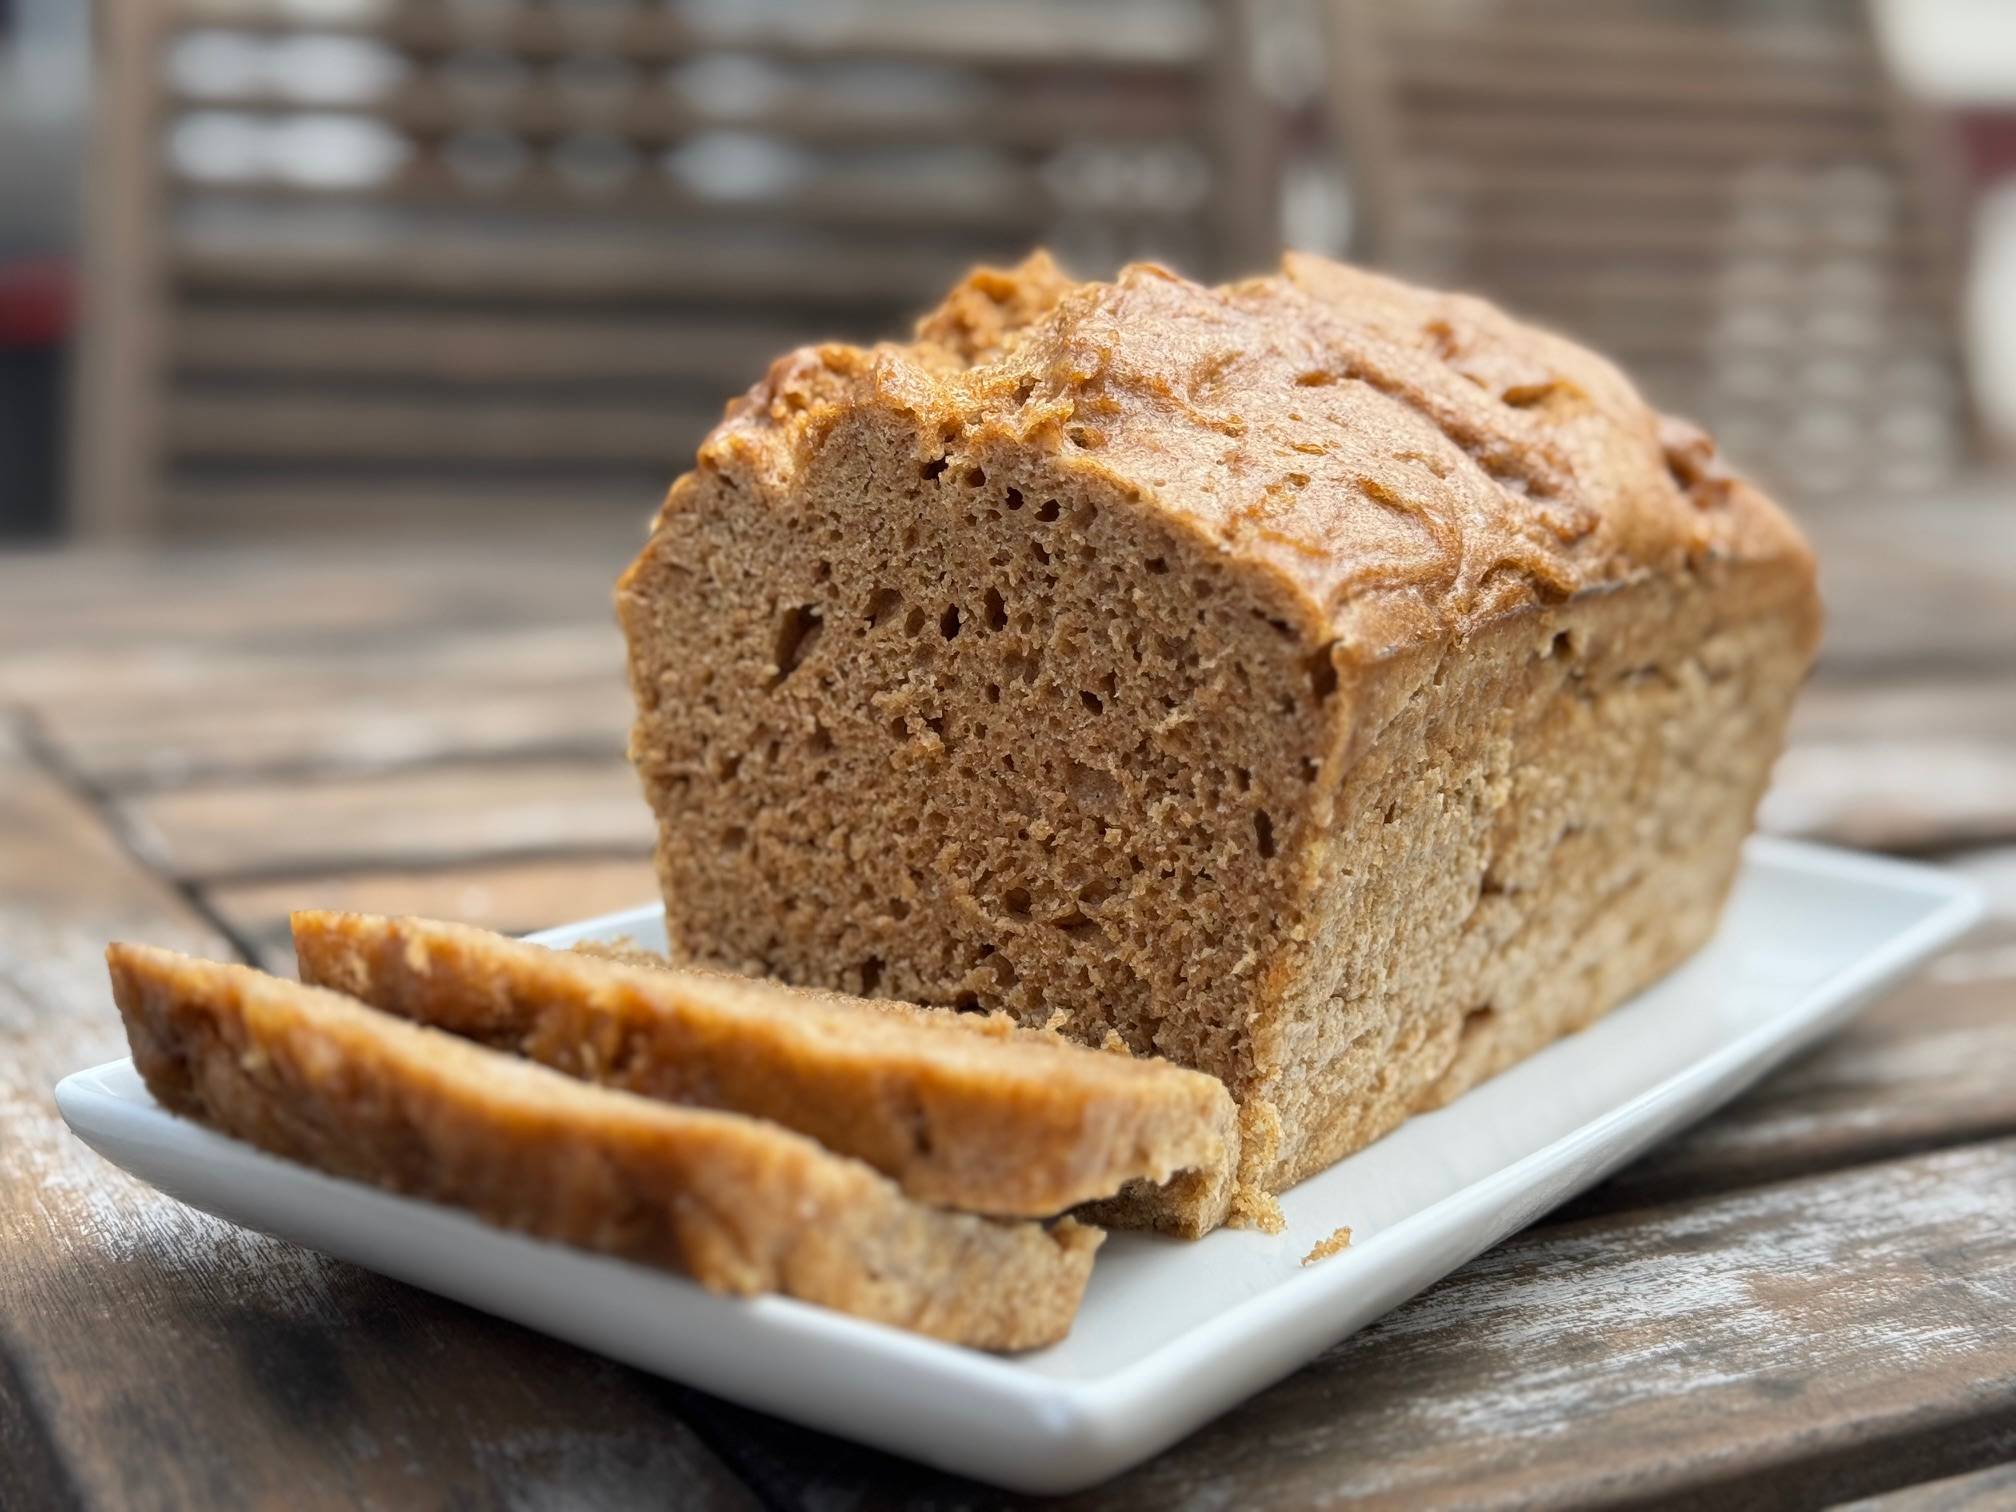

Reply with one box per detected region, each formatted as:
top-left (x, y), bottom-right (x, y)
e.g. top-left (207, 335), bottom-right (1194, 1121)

top-left (71, 0), bottom-right (1290, 538)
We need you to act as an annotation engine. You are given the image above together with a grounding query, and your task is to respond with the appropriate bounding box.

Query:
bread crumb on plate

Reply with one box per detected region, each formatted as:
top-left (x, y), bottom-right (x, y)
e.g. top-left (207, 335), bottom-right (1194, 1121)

top-left (1302, 1225), bottom-right (1353, 1266)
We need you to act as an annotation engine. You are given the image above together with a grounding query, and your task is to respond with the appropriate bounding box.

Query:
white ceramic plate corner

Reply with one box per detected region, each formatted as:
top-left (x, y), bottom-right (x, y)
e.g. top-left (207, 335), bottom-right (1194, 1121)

top-left (56, 836), bottom-right (1982, 1494)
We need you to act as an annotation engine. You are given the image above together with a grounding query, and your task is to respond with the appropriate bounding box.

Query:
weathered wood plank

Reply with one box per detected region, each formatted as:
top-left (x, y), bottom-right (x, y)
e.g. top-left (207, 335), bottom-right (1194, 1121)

top-left (171, 240), bottom-right (977, 308)
top-left (0, 551), bottom-right (468, 648)
top-left (1802, 492), bottom-right (2016, 679)
top-left (120, 758), bottom-right (654, 881)
top-left (1392, 209), bottom-right (1936, 261)
top-left (158, 479), bottom-right (661, 540)
top-left (0, 721), bottom-right (756, 1511)
top-left (179, 162), bottom-right (1057, 239)
top-left (1378, 10), bottom-right (1870, 72)
top-left (169, 0), bottom-right (1209, 72)
top-left (1557, 920), bottom-right (2016, 1220)
top-left (1401, 107), bottom-right (1899, 164)
top-left (0, 541), bottom-right (635, 653)
top-left (1394, 51), bottom-right (1878, 113)
top-left (1763, 678), bottom-right (2016, 852)
top-left (165, 80), bottom-right (1196, 151)
top-left (164, 393), bottom-right (714, 467)
top-left (676, 1140), bottom-right (2016, 1510)
top-left (172, 306), bottom-right (808, 385)
top-left (4, 619), bottom-right (624, 723)
top-left (206, 855), bottom-right (658, 972)
top-left (46, 676), bottom-right (629, 790)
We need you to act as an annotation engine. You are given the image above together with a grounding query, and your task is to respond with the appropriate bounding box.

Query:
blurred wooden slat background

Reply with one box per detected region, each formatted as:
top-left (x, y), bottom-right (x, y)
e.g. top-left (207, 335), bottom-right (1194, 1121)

top-left (75, 0), bottom-right (1983, 539)
top-left (72, 0), bottom-right (1289, 537)
top-left (1333, 0), bottom-right (1975, 505)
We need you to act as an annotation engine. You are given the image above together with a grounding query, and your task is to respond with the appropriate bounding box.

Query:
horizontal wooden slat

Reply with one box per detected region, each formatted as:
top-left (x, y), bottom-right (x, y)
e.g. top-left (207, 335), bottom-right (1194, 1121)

top-left (0, 558), bottom-right (483, 652)
top-left (44, 677), bottom-right (630, 791)
top-left (1590, 332), bottom-right (1917, 370)
top-left (0, 537), bottom-right (635, 652)
top-left (170, 306), bottom-right (807, 383)
top-left (1401, 110), bottom-right (1899, 165)
top-left (171, 160), bottom-right (1059, 238)
top-left (1763, 738), bottom-right (2016, 853)
top-left (158, 478), bottom-right (665, 537)
top-left (1402, 160), bottom-right (1920, 216)
top-left (4, 619), bottom-right (626, 719)
top-left (119, 757), bottom-right (654, 880)
top-left (171, 239), bottom-right (980, 306)
top-left (663, 1139), bottom-right (2016, 1507)
top-left (1562, 920), bottom-right (2016, 1217)
top-left (167, 0), bottom-right (1211, 73)
top-left (162, 80), bottom-right (1200, 149)
top-left (1395, 267), bottom-right (1954, 324)
top-left (1392, 51), bottom-right (1880, 114)
top-left (1801, 492), bottom-right (2016, 676)
top-left (164, 392), bottom-right (712, 464)
top-left (171, 307), bottom-right (802, 383)
top-left (1391, 209), bottom-right (1939, 260)
top-left (1379, 10), bottom-right (1870, 73)
top-left (206, 854), bottom-right (659, 972)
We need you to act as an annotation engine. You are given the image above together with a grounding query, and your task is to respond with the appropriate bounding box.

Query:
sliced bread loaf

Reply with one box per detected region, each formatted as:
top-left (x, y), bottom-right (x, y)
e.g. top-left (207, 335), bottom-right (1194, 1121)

top-left (291, 909), bottom-right (1239, 1233)
top-left (109, 942), bottom-right (1100, 1350)
top-left (617, 250), bottom-right (1820, 1198)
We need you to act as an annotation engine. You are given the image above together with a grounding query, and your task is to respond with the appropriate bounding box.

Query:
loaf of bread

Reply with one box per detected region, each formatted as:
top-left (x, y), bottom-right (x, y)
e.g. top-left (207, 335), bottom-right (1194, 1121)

top-left (617, 251), bottom-right (1820, 1204)
top-left (291, 909), bottom-right (1238, 1231)
top-left (109, 943), bottom-right (1101, 1350)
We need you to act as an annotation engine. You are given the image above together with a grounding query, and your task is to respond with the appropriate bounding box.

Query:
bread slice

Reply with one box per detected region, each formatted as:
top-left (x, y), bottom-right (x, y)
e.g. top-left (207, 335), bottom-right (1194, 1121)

top-left (291, 910), bottom-right (1239, 1234)
top-left (617, 250), bottom-right (1820, 1198)
top-left (108, 942), bottom-right (1101, 1351)
top-left (564, 937), bottom-right (1263, 1233)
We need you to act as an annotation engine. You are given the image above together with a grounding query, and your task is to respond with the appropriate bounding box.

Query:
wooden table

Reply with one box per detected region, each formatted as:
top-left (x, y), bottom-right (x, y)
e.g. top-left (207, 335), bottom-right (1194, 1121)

top-left (4, 497), bottom-right (2014, 1509)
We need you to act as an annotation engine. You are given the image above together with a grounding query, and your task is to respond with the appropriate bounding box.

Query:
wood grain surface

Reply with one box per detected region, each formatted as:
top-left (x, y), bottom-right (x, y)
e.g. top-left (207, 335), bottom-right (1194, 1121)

top-left (119, 759), bottom-right (653, 881)
top-left (2, 497), bottom-right (2011, 1507)
top-left (672, 1141), bottom-right (2016, 1510)
top-left (0, 722), bottom-right (753, 1512)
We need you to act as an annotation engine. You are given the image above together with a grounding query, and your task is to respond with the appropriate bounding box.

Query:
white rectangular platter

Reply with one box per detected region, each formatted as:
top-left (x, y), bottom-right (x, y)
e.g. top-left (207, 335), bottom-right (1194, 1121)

top-left (56, 836), bottom-right (1980, 1494)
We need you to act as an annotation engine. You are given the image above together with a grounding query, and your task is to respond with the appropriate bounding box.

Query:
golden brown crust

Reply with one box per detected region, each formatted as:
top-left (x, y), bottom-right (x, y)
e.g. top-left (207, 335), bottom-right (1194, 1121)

top-left (109, 942), bottom-right (1101, 1351)
top-left (664, 250), bottom-right (1816, 664)
top-left (291, 910), bottom-right (1239, 1230)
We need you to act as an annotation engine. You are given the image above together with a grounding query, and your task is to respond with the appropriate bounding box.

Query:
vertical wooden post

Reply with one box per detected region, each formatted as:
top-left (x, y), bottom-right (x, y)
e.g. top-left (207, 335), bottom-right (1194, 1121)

top-left (1324, 0), bottom-right (1402, 269)
top-left (69, 0), bottom-right (168, 539)
top-left (1867, 29), bottom-right (1981, 459)
top-left (1205, 0), bottom-right (1281, 278)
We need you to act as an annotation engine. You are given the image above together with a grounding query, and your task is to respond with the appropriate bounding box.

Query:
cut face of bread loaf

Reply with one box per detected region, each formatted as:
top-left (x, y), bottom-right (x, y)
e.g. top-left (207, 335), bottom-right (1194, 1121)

top-left (290, 909), bottom-right (1238, 1232)
top-left (618, 250), bottom-right (1820, 1198)
top-left (109, 943), bottom-right (1101, 1350)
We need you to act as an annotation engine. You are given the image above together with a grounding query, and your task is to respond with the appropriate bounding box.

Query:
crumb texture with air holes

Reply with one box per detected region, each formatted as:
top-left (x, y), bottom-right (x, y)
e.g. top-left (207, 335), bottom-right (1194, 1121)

top-left (618, 250), bottom-right (1820, 1216)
